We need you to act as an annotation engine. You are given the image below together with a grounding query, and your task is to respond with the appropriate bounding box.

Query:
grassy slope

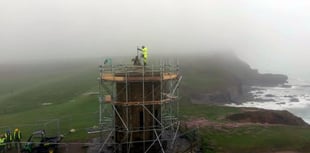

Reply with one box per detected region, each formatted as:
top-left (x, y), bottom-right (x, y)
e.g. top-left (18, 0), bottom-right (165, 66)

top-left (179, 56), bottom-right (310, 153)
top-left (201, 126), bottom-right (310, 153)
top-left (0, 58), bottom-right (310, 152)
top-left (180, 97), bottom-right (240, 121)
top-left (0, 60), bottom-right (99, 140)
top-left (180, 99), bottom-right (310, 153)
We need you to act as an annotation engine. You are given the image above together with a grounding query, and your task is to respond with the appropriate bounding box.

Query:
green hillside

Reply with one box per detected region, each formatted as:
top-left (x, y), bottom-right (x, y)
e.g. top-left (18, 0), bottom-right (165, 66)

top-left (0, 60), bottom-right (99, 140)
top-left (0, 57), bottom-right (309, 152)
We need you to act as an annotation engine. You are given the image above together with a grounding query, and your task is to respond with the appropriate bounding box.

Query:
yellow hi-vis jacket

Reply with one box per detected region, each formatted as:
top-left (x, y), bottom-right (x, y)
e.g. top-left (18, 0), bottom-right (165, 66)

top-left (142, 47), bottom-right (148, 59)
top-left (0, 137), bottom-right (5, 146)
top-left (4, 133), bottom-right (12, 142)
top-left (13, 131), bottom-right (21, 141)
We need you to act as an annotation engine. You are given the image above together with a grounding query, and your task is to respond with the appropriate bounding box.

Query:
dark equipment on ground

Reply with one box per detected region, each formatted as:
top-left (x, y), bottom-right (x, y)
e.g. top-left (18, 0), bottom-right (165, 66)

top-left (21, 130), bottom-right (63, 153)
top-left (131, 55), bottom-right (141, 66)
top-left (131, 47), bottom-right (142, 66)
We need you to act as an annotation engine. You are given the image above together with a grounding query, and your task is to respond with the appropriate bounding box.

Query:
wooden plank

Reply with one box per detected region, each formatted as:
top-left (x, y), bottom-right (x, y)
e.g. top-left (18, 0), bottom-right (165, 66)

top-left (163, 73), bottom-right (178, 80)
top-left (105, 99), bottom-right (173, 106)
top-left (102, 73), bottom-right (178, 81)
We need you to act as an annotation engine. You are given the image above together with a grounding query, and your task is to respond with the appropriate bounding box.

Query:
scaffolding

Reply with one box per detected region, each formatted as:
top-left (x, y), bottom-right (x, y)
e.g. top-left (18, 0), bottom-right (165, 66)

top-left (97, 59), bottom-right (182, 153)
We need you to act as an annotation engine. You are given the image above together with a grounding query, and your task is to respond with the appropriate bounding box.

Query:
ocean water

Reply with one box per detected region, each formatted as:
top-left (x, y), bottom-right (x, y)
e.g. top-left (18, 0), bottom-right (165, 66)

top-left (226, 78), bottom-right (310, 123)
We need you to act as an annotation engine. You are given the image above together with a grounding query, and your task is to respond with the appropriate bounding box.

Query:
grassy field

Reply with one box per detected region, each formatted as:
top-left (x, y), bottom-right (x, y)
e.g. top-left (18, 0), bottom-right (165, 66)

top-left (179, 99), bottom-right (310, 153)
top-left (1, 58), bottom-right (310, 152)
top-left (0, 59), bottom-right (99, 141)
top-left (200, 126), bottom-right (310, 153)
top-left (180, 98), bottom-right (310, 153)
top-left (180, 97), bottom-right (241, 121)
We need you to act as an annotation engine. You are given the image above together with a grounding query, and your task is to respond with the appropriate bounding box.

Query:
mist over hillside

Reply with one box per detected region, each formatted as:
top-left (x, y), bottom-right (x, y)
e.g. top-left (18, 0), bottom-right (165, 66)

top-left (179, 53), bottom-right (287, 104)
top-left (1, 53), bottom-right (309, 153)
top-left (0, 52), bottom-right (289, 112)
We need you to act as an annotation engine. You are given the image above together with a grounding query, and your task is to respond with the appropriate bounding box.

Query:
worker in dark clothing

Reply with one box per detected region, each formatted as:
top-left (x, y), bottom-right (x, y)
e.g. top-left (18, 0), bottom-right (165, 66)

top-left (0, 135), bottom-right (5, 153)
top-left (138, 46), bottom-right (148, 65)
top-left (4, 130), bottom-right (12, 150)
top-left (13, 128), bottom-right (22, 150)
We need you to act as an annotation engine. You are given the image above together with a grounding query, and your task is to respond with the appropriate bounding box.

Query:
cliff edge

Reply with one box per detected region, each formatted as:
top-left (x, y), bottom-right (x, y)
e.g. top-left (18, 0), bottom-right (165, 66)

top-left (181, 52), bottom-right (288, 104)
top-left (226, 108), bottom-right (308, 126)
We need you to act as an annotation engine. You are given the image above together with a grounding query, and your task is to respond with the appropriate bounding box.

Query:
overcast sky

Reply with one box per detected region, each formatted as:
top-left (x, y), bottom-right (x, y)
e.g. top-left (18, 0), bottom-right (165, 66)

top-left (1, 0), bottom-right (310, 78)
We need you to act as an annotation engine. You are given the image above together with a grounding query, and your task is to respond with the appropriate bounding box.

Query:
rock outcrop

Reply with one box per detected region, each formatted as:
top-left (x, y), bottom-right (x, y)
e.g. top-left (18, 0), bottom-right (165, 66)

top-left (226, 109), bottom-right (308, 126)
top-left (181, 52), bottom-right (288, 104)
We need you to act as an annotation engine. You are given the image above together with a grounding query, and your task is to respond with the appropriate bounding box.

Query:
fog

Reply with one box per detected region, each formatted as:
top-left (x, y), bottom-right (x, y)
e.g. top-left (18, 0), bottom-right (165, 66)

top-left (1, 0), bottom-right (310, 79)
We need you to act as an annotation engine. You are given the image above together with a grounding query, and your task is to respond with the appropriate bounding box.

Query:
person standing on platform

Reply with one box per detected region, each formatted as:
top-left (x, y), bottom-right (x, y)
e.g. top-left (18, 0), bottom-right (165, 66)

top-left (138, 46), bottom-right (148, 65)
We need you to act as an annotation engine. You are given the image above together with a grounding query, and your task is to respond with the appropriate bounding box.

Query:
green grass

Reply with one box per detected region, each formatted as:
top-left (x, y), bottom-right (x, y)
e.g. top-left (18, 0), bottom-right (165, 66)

top-left (182, 70), bottom-right (229, 91)
top-left (200, 126), bottom-right (310, 153)
top-left (0, 64), bottom-right (98, 114)
top-left (1, 58), bottom-right (310, 153)
top-left (179, 97), bottom-right (310, 153)
top-left (179, 96), bottom-right (310, 153)
top-left (179, 96), bottom-right (240, 121)
top-left (0, 60), bottom-right (99, 140)
top-left (0, 95), bottom-right (98, 140)
top-left (179, 98), bottom-right (310, 153)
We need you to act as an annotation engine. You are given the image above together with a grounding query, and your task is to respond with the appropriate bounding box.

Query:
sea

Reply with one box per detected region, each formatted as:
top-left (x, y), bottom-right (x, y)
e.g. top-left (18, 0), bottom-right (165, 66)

top-left (226, 78), bottom-right (310, 124)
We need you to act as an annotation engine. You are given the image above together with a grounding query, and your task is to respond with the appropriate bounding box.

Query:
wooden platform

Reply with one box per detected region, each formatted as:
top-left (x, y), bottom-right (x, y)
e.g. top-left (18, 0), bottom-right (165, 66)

top-left (102, 72), bottom-right (178, 82)
top-left (105, 99), bottom-right (172, 106)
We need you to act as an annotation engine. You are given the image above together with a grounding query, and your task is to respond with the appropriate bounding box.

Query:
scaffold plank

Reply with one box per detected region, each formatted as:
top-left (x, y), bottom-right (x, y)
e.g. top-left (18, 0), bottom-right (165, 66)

top-left (102, 73), bottom-right (178, 81)
top-left (105, 99), bottom-right (173, 106)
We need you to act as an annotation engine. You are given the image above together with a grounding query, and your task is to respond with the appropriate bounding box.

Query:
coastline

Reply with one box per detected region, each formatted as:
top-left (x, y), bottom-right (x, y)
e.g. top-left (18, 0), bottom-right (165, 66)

top-left (226, 79), bottom-right (310, 124)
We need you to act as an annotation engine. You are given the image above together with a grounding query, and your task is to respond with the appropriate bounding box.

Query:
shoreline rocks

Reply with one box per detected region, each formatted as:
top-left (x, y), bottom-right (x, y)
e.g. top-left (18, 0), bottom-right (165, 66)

top-left (182, 53), bottom-right (289, 105)
top-left (226, 109), bottom-right (308, 126)
top-left (290, 98), bottom-right (300, 102)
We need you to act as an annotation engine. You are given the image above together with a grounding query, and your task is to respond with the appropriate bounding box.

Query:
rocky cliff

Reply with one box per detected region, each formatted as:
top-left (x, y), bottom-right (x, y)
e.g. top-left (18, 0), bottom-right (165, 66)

top-left (226, 108), bottom-right (308, 126)
top-left (181, 52), bottom-right (288, 104)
